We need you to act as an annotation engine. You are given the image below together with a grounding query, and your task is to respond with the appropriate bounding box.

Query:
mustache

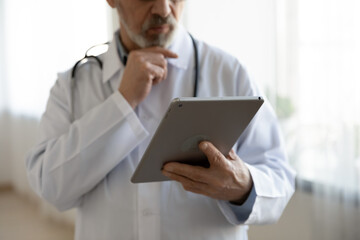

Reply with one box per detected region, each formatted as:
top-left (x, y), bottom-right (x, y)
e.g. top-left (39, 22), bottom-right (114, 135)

top-left (143, 14), bottom-right (177, 30)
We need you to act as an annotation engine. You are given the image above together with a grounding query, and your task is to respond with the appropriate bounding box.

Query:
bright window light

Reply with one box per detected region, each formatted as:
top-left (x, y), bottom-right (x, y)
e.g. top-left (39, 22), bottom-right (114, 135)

top-left (3, 0), bottom-right (110, 117)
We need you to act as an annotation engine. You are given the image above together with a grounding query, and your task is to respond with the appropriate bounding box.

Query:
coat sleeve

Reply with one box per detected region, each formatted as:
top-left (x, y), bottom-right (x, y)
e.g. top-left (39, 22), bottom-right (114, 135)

top-left (217, 63), bottom-right (296, 225)
top-left (25, 72), bottom-right (148, 211)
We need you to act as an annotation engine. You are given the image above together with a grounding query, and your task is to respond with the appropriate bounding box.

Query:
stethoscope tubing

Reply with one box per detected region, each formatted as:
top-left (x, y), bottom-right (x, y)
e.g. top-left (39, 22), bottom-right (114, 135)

top-left (70, 33), bottom-right (199, 122)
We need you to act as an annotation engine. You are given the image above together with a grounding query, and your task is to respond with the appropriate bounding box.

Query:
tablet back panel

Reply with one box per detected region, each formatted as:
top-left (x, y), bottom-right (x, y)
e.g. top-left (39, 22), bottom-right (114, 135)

top-left (131, 96), bottom-right (264, 183)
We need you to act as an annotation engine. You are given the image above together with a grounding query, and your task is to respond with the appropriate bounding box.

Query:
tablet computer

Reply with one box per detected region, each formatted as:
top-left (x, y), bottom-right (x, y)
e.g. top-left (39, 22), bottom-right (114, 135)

top-left (131, 96), bottom-right (264, 183)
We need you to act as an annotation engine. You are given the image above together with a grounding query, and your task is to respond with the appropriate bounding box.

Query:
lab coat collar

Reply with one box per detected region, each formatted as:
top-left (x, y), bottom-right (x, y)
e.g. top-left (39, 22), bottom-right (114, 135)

top-left (167, 25), bottom-right (192, 70)
top-left (102, 36), bottom-right (123, 84)
top-left (102, 25), bottom-right (192, 84)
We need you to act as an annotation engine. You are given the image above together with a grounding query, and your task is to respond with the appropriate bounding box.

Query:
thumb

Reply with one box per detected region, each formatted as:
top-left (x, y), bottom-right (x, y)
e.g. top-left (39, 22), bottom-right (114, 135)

top-left (199, 141), bottom-right (225, 167)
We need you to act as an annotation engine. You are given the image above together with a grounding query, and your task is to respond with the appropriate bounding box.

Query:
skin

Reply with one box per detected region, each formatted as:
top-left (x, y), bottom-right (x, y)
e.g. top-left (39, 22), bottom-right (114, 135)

top-left (106, 0), bottom-right (253, 205)
top-left (106, 0), bottom-right (184, 108)
top-left (163, 142), bottom-right (253, 204)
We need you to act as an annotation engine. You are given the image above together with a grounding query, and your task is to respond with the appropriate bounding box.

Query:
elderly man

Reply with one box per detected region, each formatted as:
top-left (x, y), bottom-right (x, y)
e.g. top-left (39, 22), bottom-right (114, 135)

top-left (26, 0), bottom-right (295, 239)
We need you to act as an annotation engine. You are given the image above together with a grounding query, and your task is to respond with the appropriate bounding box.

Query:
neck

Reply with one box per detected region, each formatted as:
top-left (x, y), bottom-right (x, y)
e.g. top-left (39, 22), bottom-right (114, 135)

top-left (119, 24), bottom-right (141, 52)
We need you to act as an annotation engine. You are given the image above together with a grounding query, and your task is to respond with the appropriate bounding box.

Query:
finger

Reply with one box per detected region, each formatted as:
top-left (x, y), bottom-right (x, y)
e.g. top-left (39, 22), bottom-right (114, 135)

top-left (162, 162), bottom-right (209, 184)
top-left (198, 141), bottom-right (225, 166)
top-left (141, 47), bottom-right (178, 59)
top-left (151, 56), bottom-right (167, 80)
top-left (142, 53), bottom-right (168, 69)
top-left (163, 64), bottom-right (168, 81)
top-left (147, 64), bottom-right (166, 84)
top-left (227, 149), bottom-right (238, 160)
top-left (162, 170), bottom-right (209, 194)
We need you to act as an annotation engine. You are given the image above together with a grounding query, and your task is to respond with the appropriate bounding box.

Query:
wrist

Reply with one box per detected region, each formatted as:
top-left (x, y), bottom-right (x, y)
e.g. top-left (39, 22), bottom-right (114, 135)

top-left (119, 89), bottom-right (137, 109)
top-left (229, 177), bottom-right (253, 205)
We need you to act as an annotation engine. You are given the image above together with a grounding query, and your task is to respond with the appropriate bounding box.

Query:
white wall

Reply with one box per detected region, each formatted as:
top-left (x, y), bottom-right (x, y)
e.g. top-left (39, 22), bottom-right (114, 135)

top-left (185, 0), bottom-right (277, 91)
top-left (0, 0), bottom-right (11, 184)
top-left (0, 0), bottom-right (6, 112)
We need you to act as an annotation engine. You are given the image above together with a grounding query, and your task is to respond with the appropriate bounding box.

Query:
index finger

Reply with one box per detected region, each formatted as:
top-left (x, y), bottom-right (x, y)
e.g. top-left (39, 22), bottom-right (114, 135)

top-left (140, 46), bottom-right (178, 59)
top-left (162, 162), bottom-right (209, 184)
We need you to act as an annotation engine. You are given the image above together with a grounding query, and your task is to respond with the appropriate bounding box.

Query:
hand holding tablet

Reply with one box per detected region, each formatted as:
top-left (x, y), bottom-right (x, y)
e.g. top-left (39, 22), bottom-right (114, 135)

top-left (162, 141), bottom-right (254, 204)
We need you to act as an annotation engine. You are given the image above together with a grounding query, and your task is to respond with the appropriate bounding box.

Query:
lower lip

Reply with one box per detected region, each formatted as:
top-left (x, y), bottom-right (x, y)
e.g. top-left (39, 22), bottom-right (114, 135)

top-left (148, 25), bottom-right (170, 34)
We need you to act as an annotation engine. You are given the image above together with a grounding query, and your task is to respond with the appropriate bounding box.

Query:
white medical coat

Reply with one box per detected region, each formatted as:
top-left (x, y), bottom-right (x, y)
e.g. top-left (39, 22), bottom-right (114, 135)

top-left (26, 26), bottom-right (295, 240)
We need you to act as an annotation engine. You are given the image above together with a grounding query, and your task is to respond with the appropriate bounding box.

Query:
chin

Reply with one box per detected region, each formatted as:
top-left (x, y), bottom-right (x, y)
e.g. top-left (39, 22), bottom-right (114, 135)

top-left (148, 29), bottom-right (178, 48)
top-left (147, 35), bottom-right (171, 48)
top-left (129, 26), bottom-right (178, 49)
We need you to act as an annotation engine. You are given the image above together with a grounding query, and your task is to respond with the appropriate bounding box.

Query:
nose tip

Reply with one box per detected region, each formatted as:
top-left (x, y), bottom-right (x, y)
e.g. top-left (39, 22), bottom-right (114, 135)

top-left (152, 0), bottom-right (172, 18)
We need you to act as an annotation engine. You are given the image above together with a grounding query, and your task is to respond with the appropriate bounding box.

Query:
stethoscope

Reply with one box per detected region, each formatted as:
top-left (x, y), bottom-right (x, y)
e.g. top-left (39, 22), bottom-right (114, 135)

top-left (70, 33), bottom-right (199, 122)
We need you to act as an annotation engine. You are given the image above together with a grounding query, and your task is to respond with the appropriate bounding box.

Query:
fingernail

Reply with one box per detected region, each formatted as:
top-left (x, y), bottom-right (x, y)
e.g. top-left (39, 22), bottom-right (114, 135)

top-left (200, 142), bottom-right (208, 150)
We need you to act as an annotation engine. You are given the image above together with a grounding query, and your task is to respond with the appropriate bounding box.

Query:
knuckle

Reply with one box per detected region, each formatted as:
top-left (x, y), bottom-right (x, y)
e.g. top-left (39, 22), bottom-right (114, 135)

top-left (139, 56), bottom-right (146, 63)
top-left (160, 68), bottom-right (166, 76)
top-left (214, 151), bottom-right (223, 162)
top-left (161, 59), bottom-right (167, 68)
top-left (142, 61), bottom-right (152, 70)
top-left (144, 61), bottom-right (151, 68)
top-left (130, 51), bottom-right (141, 60)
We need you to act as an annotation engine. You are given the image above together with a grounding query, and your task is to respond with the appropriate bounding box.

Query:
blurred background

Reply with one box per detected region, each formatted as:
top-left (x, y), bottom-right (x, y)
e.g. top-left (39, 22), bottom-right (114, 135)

top-left (1, 0), bottom-right (360, 239)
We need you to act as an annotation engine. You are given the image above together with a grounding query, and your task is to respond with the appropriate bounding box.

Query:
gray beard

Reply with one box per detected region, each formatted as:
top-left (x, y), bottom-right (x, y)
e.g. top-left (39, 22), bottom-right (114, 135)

top-left (120, 15), bottom-right (178, 49)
